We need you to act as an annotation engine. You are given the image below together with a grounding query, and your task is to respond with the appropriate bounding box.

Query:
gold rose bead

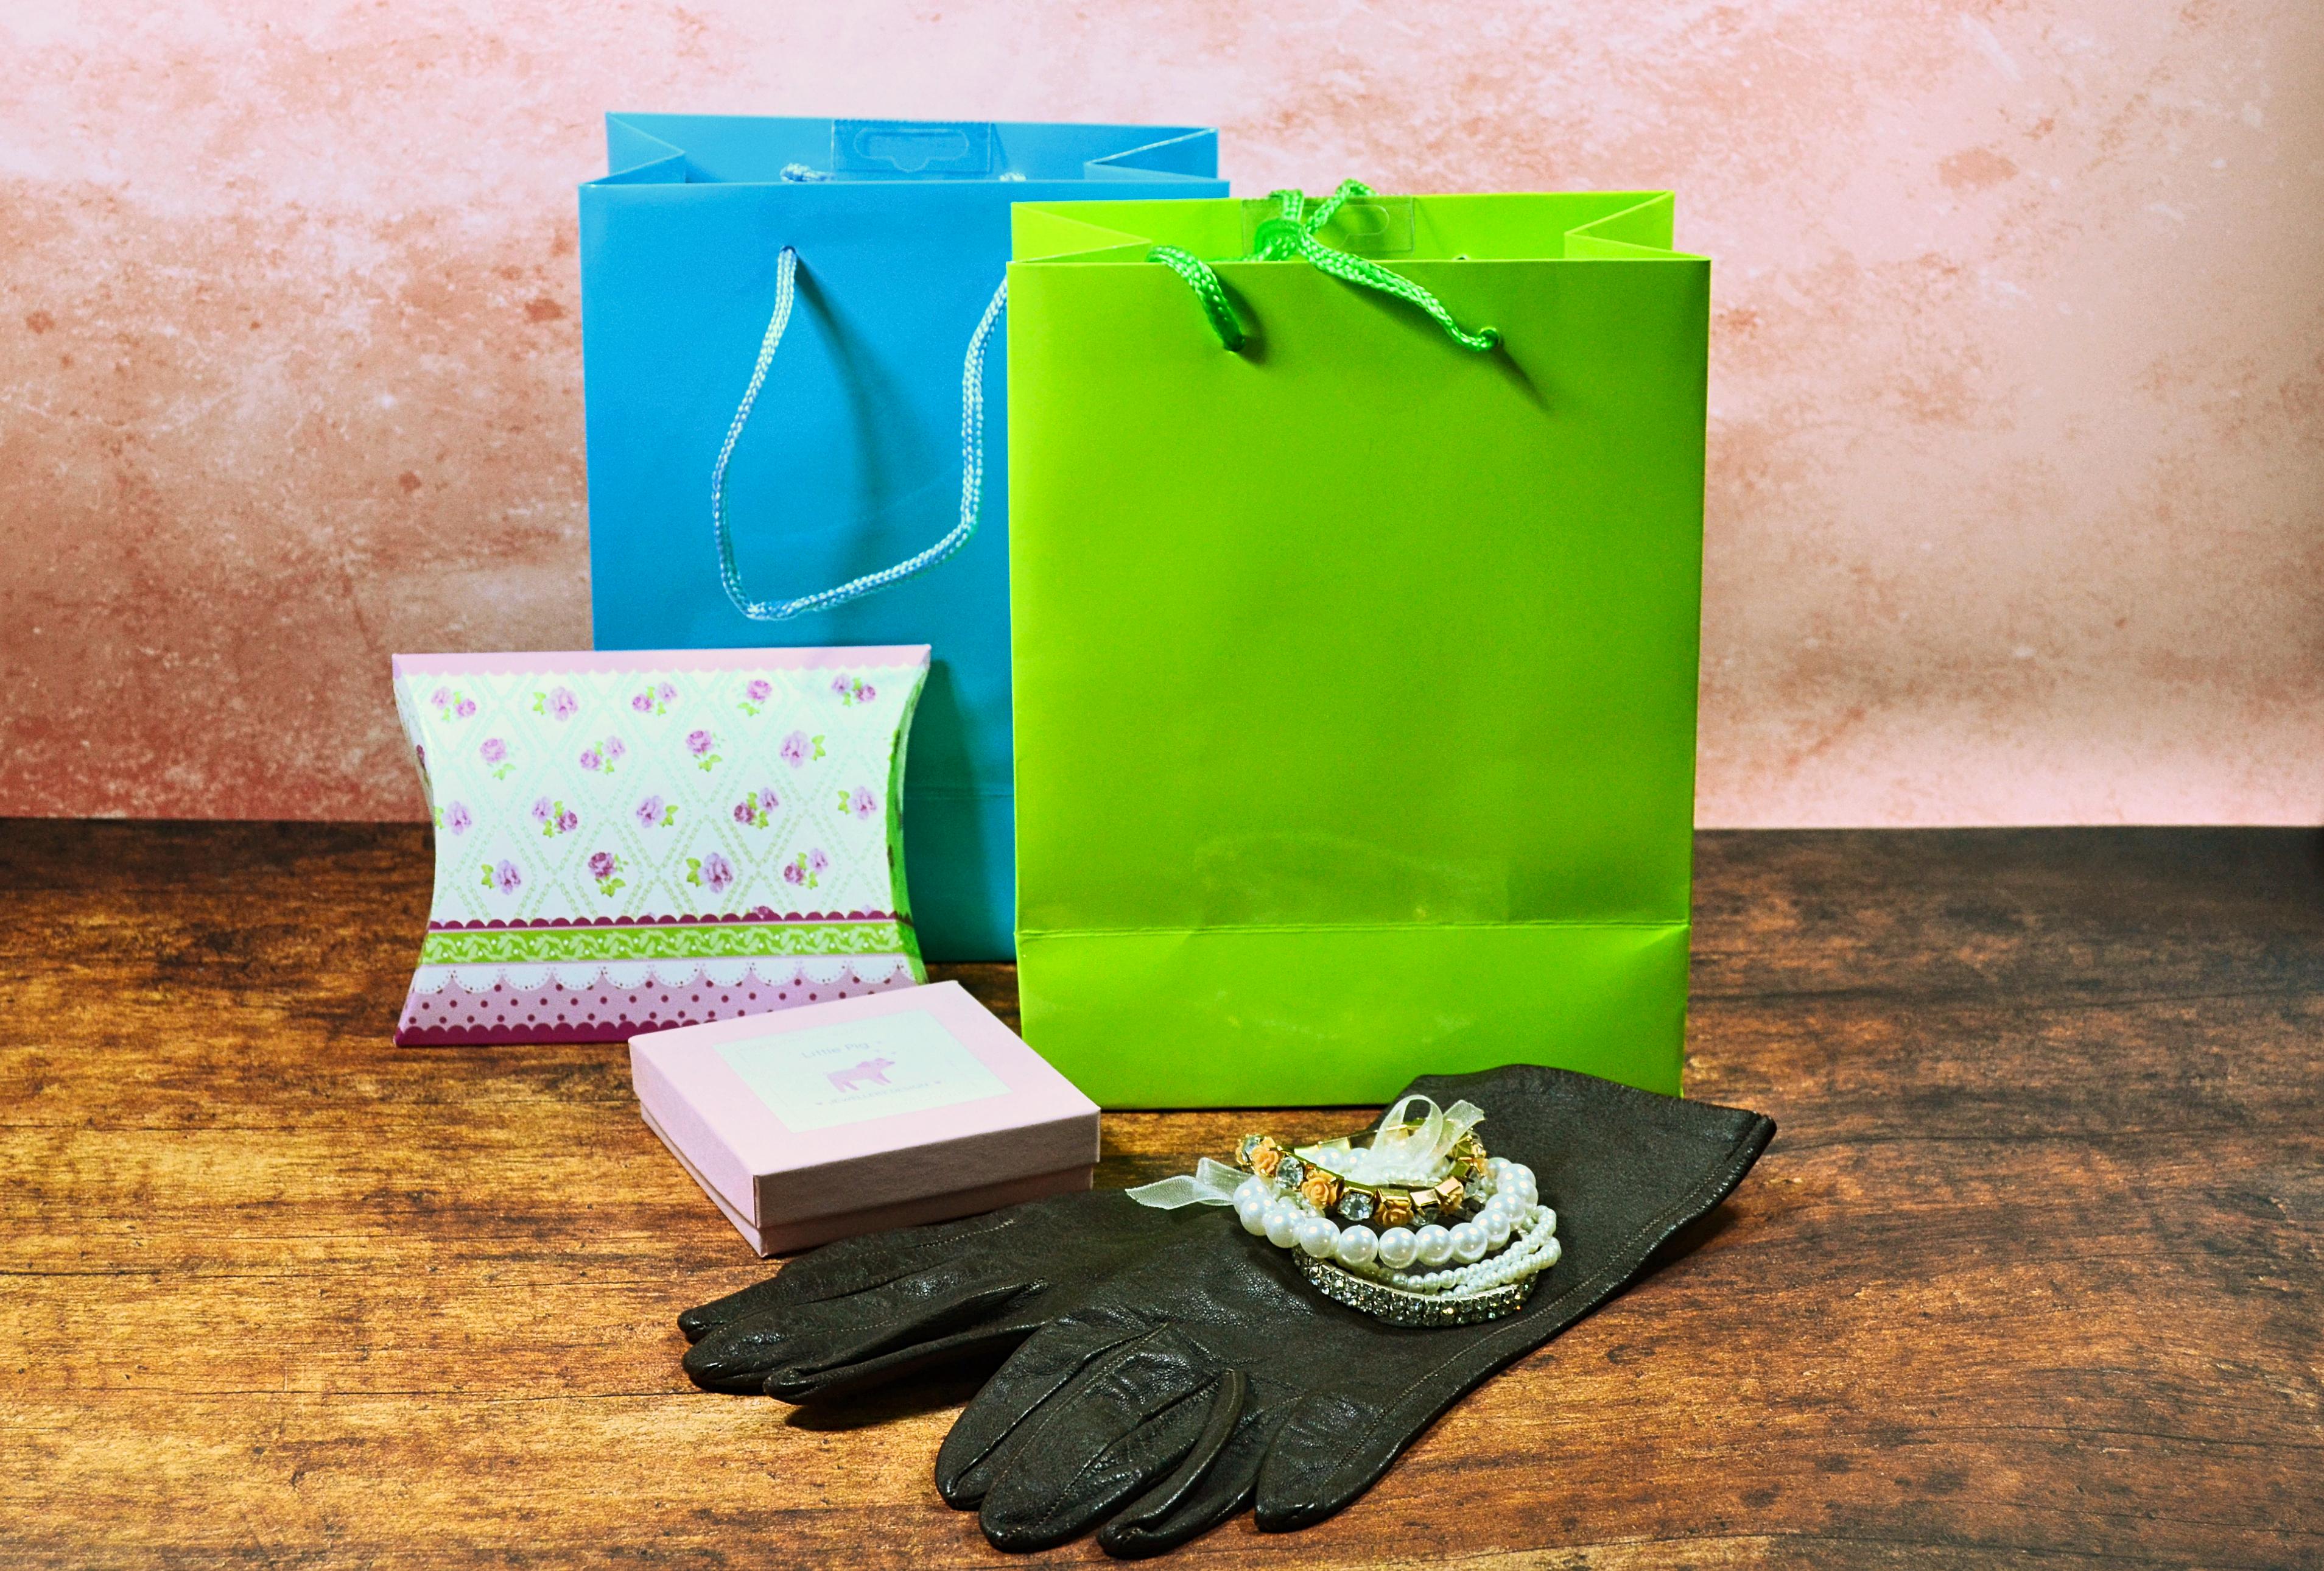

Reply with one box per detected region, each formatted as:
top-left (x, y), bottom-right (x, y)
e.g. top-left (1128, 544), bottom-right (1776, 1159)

top-left (1452, 1136), bottom-right (1489, 1179)
top-left (1301, 1172), bottom-right (1342, 1212)
top-left (1251, 1144), bottom-right (1283, 1179)
top-left (1377, 1192), bottom-right (1414, 1229)
top-left (1237, 1133), bottom-right (1281, 1171)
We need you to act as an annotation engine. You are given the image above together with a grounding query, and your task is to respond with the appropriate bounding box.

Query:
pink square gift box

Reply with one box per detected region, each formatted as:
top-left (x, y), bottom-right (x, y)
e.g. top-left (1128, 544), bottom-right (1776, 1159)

top-left (630, 980), bottom-right (1100, 1255)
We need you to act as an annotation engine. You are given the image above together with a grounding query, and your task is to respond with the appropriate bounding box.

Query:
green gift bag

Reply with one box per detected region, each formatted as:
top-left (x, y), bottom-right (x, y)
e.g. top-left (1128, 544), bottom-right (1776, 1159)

top-left (1008, 186), bottom-right (1709, 1107)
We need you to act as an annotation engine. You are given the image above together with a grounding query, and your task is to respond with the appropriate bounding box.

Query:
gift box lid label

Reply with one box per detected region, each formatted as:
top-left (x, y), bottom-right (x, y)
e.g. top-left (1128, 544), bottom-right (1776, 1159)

top-left (715, 1008), bottom-right (1010, 1132)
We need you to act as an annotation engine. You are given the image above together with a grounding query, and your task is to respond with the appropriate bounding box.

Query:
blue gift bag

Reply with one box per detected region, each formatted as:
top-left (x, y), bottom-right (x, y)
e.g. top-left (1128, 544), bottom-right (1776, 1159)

top-left (580, 115), bottom-right (1226, 960)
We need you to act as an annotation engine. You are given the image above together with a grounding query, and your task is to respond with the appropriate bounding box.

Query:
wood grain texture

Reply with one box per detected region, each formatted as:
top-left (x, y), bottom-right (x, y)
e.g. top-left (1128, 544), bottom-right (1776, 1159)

top-left (2, 823), bottom-right (2318, 1568)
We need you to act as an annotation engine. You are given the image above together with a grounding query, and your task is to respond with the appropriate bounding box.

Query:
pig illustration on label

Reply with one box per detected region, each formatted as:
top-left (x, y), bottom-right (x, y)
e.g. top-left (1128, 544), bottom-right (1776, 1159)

top-left (826, 1056), bottom-right (895, 1093)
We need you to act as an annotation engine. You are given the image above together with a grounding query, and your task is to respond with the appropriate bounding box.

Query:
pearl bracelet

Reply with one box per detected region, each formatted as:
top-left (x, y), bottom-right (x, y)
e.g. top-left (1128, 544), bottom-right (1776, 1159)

top-left (1233, 1154), bottom-right (1542, 1270)
top-left (1124, 1098), bottom-right (1565, 1326)
top-left (1230, 1153), bottom-right (1560, 1323)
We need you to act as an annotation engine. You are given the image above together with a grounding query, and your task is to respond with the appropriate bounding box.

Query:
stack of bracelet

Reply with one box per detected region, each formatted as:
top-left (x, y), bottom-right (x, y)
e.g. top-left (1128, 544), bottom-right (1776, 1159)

top-left (1229, 1125), bottom-right (1561, 1326)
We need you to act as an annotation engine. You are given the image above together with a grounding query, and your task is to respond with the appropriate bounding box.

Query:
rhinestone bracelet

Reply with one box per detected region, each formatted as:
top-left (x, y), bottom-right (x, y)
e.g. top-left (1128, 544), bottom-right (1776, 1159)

top-left (1229, 1116), bottom-right (1560, 1323)
top-left (1130, 1098), bottom-right (1564, 1326)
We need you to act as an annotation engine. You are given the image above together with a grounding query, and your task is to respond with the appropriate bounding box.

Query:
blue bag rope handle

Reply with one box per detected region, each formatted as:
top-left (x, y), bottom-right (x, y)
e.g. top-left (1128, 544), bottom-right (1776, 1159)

top-left (711, 244), bottom-right (1007, 622)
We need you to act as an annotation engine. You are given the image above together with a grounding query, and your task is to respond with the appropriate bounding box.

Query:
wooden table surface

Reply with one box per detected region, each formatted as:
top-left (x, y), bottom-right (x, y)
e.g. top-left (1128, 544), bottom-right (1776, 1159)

top-left (3, 822), bottom-right (2319, 1568)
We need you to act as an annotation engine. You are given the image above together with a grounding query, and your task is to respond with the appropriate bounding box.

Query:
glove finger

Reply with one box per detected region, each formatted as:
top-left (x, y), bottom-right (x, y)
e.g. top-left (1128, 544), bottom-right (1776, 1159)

top-left (676, 1273), bottom-right (786, 1343)
top-left (683, 1269), bottom-right (1033, 1394)
top-left (1097, 1371), bottom-right (1285, 1559)
top-left (764, 1315), bottom-right (1033, 1405)
top-left (939, 1318), bottom-right (1142, 1506)
top-left (760, 1207), bottom-right (1034, 1306)
top-left (975, 1329), bottom-right (1224, 1553)
top-left (1254, 1391), bottom-right (1404, 1532)
top-left (679, 1207), bottom-right (1044, 1344)
top-left (1100, 1369), bottom-right (1243, 1538)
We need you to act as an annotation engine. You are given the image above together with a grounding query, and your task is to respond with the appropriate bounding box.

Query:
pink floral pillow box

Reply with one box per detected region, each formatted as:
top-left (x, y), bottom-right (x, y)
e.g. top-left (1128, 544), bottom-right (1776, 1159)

top-left (390, 647), bottom-right (930, 1045)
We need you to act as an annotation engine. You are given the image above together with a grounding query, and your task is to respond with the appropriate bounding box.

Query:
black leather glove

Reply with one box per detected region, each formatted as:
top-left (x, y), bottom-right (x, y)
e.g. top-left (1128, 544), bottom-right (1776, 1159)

top-left (932, 1066), bottom-right (1775, 1555)
top-left (677, 1188), bottom-right (1218, 1396)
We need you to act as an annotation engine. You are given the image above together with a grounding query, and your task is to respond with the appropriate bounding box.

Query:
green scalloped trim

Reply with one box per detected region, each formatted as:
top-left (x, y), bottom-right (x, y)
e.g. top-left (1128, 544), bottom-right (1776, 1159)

top-left (419, 921), bottom-right (908, 966)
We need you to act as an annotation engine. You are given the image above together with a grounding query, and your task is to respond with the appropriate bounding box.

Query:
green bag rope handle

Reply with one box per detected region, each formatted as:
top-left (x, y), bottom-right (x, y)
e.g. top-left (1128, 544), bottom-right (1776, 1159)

top-left (1147, 180), bottom-right (1500, 354)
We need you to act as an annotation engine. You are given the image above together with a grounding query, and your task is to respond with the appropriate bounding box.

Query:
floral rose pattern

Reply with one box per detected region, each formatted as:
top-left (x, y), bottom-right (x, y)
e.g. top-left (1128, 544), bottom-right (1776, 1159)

top-left (580, 734), bottom-right (623, 774)
top-left (687, 852), bottom-right (735, 896)
top-left (409, 663), bottom-right (915, 931)
top-left (588, 851), bottom-right (624, 897)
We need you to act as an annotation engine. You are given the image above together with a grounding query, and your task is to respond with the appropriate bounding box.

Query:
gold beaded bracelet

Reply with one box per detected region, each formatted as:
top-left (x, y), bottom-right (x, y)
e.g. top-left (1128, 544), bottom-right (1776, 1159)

top-left (1234, 1129), bottom-right (1491, 1230)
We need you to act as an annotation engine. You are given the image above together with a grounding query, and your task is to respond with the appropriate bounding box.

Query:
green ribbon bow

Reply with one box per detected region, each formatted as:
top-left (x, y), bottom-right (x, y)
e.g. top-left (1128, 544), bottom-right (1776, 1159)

top-left (1146, 180), bottom-right (1501, 354)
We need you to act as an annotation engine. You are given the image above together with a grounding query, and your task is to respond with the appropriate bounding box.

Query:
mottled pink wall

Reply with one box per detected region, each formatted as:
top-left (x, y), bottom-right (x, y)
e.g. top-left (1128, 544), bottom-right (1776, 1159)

top-left (4, 2), bottom-right (2319, 824)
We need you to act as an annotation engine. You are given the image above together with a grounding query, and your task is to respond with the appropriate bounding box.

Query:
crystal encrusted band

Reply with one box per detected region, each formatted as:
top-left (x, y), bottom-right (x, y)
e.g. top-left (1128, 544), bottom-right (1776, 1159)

top-left (1297, 1254), bottom-right (1540, 1326)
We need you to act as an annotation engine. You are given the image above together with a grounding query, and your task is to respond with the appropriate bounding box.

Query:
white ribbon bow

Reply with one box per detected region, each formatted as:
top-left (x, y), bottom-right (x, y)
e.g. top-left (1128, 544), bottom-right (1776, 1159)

top-left (1125, 1157), bottom-right (1248, 1210)
top-left (1298, 1095), bottom-right (1485, 1187)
